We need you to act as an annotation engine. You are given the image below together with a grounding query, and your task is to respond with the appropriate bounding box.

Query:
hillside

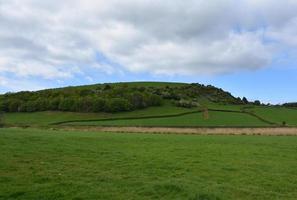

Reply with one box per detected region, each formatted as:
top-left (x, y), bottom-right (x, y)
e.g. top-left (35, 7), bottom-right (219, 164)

top-left (0, 82), bottom-right (243, 113)
top-left (1, 82), bottom-right (296, 128)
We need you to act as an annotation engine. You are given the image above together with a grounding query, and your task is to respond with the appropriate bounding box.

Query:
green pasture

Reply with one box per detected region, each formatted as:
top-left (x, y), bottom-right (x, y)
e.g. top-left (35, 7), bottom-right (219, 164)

top-left (2, 104), bottom-right (297, 128)
top-left (3, 105), bottom-right (197, 126)
top-left (0, 128), bottom-right (296, 200)
top-left (67, 111), bottom-right (269, 127)
top-left (248, 106), bottom-right (297, 126)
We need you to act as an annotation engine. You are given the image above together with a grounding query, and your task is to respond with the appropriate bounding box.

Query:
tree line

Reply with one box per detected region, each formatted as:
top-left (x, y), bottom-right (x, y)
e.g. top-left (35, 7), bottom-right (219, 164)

top-left (0, 83), bottom-right (249, 113)
top-left (283, 102), bottom-right (297, 107)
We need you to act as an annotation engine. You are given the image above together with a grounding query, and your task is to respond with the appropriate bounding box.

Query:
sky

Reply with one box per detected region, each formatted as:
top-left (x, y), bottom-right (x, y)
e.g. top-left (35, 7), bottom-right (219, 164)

top-left (0, 0), bottom-right (296, 104)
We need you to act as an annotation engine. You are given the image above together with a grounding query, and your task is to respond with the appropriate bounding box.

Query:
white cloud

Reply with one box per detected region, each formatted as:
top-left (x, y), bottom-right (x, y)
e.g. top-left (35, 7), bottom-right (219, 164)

top-left (0, 0), bottom-right (296, 82)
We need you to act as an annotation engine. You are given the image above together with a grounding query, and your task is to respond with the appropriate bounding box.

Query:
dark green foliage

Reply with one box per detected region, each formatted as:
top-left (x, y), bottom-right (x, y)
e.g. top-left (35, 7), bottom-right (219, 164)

top-left (128, 92), bottom-right (147, 109)
top-left (283, 102), bottom-right (297, 107)
top-left (0, 99), bottom-right (9, 112)
top-left (0, 82), bottom-right (243, 113)
top-left (190, 193), bottom-right (221, 200)
top-left (58, 98), bottom-right (76, 111)
top-left (282, 121), bottom-right (287, 126)
top-left (93, 98), bottom-right (106, 112)
top-left (24, 101), bottom-right (38, 112)
top-left (0, 112), bottom-right (4, 127)
top-left (253, 100), bottom-right (261, 106)
top-left (105, 98), bottom-right (132, 112)
top-left (242, 97), bottom-right (249, 104)
top-left (8, 99), bottom-right (22, 112)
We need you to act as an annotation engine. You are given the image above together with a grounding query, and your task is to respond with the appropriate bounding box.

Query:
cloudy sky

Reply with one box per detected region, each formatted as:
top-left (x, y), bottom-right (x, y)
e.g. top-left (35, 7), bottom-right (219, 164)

top-left (0, 0), bottom-right (296, 103)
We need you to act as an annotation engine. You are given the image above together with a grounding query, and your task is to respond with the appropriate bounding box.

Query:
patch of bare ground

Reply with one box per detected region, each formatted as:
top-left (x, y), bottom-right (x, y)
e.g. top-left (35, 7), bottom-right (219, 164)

top-left (57, 126), bottom-right (297, 136)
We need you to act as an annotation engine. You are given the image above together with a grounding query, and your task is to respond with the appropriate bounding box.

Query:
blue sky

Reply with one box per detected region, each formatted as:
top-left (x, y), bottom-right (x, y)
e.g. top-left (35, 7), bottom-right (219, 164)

top-left (0, 0), bottom-right (296, 104)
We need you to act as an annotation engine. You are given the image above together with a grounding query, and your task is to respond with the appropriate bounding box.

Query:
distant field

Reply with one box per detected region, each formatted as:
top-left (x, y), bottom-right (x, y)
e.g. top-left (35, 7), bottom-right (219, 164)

top-left (0, 128), bottom-right (296, 200)
top-left (67, 111), bottom-right (269, 127)
top-left (3, 104), bottom-right (297, 128)
top-left (3, 104), bottom-right (197, 126)
top-left (248, 106), bottom-right (297, 126)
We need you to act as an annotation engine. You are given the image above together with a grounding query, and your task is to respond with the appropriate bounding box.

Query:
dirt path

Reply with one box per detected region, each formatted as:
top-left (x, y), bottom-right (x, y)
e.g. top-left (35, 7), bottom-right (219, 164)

top-left (59, 126), bottom-right (297, 136)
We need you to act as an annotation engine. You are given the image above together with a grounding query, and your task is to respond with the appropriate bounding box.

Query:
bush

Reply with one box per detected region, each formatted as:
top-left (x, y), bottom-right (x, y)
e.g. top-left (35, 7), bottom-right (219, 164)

top-left (176, 100), bottom-right (198, 108)
top-left (92, 98), bottom-right (106, 112)
top-left (253, 100), bottom-right (261, 106)
top-left (8, 99), bottom-right (23, 112)
top-left (0, 112), bottom-right (4, 127)
top-left (59, 98), bottom-right (76, 111)
top-left (147, 94), bottom-right (162, 106)
top-left (25, 101), bottom-right (38, 112)
top-left (105, 98), bottom-right (132, 112)
top-left (48, 98), bottom-right (60, 111)
top-left (128, 92), bottom-right (146, 109)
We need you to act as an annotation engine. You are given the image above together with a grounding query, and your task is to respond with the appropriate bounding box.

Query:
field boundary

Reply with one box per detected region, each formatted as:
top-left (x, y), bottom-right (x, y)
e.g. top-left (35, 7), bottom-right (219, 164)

top-left (55, 126), bottom-right (297, 136)
top-left (50, 110), bottom-right (204, 125)
top-left (53, 108), bottom-right (276, 126)
top-left (211, 109), bottom-right (278, 125)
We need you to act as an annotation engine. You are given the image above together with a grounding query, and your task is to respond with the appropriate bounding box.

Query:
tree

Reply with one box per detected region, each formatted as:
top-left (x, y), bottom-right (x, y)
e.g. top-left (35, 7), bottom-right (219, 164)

top-left (242, 97), bottom-right (248, 104)
top-left (128, 92), bottom-right (146, 109)
top-left (0, 111), bottom-right (4, 127)
top-left (147, 94), bottom-right (162, 106)
top-left (59, 98), bottom-right (76, 111)
top-left (93, 98), bottom-right (106, 112)
top-left (282, 121), bottom-right (287, 126)
top-left (79, 89), bottom-right (93, 96)
top-left (48, 98), bottom-right (61, 111)
top-left (254, 100), bottom-right (261, 106)
top-left (25, 101), bottom-right (38, 112)
top-left (103, 84), bottom-right (112, 90)
top-left (105, 98), bottom-right (132, 112)
top-left (0, 100), bottom-right (8, 112)
top-left (8, 99), bottom-right (22, 112)
top-left (34, 98), bottom-right (49, 111)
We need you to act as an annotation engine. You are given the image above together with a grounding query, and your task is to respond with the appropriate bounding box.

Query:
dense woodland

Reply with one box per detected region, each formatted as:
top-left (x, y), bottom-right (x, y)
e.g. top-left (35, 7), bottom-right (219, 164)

top-left (0, 83), bottom-right (247, 113)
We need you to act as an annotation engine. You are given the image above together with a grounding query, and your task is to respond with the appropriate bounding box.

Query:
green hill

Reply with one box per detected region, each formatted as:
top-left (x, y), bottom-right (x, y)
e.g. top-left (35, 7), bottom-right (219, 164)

top-left (0, 81), bottom-right (243, 114)
top-left (1, 82), bottom-right (296, 127)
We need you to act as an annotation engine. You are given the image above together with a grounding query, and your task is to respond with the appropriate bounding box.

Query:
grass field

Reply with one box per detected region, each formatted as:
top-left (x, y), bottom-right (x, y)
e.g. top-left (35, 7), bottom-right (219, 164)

top-left (67, 111), bottom-right (269, 127)
top-left (0, 128), bottom-right (296, 200)
top-left (3, 104), bottom-right (297, 128)
top-left (3, 104), bottom-right (197, 126)
top-left (248, 106), bottom-right (297, 126)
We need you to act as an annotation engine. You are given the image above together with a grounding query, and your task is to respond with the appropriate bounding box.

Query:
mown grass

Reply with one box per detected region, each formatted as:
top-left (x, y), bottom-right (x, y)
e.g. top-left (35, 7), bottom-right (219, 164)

top-left (0, 128), bottom-right (296, 200)
top-left (67, 111), bottom-right (269, 127)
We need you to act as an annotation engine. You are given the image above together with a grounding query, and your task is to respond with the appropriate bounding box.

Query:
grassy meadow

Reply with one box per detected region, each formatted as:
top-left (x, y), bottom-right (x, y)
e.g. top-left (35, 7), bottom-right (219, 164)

top-left (248, 106), bottom-right (297, 126)
top-left (3, 104), bottom-right (197, 127)
top-left (1, 128), bottom-right (297, 200)
top-left (67, 111), bottom-right (269, 127)
top-left (3, 104), bottom-right (297, 128)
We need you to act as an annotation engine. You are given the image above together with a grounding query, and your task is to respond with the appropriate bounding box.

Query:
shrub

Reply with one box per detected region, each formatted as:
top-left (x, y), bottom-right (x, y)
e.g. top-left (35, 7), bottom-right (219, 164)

top-left (0, 112), bottom-right (4, 127)
top-left (59, 98), bottom-right (76, 111)
top-left (176, 100), bottom-right (198, 108)
top-left (93, 98), bottom-right (106, 112)
top-left (147, 94), bottom-right (162, 106)
top-left (105, 98), bottom-right (132, 112)
top-left (8, 99), bottom-right (23, 112)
